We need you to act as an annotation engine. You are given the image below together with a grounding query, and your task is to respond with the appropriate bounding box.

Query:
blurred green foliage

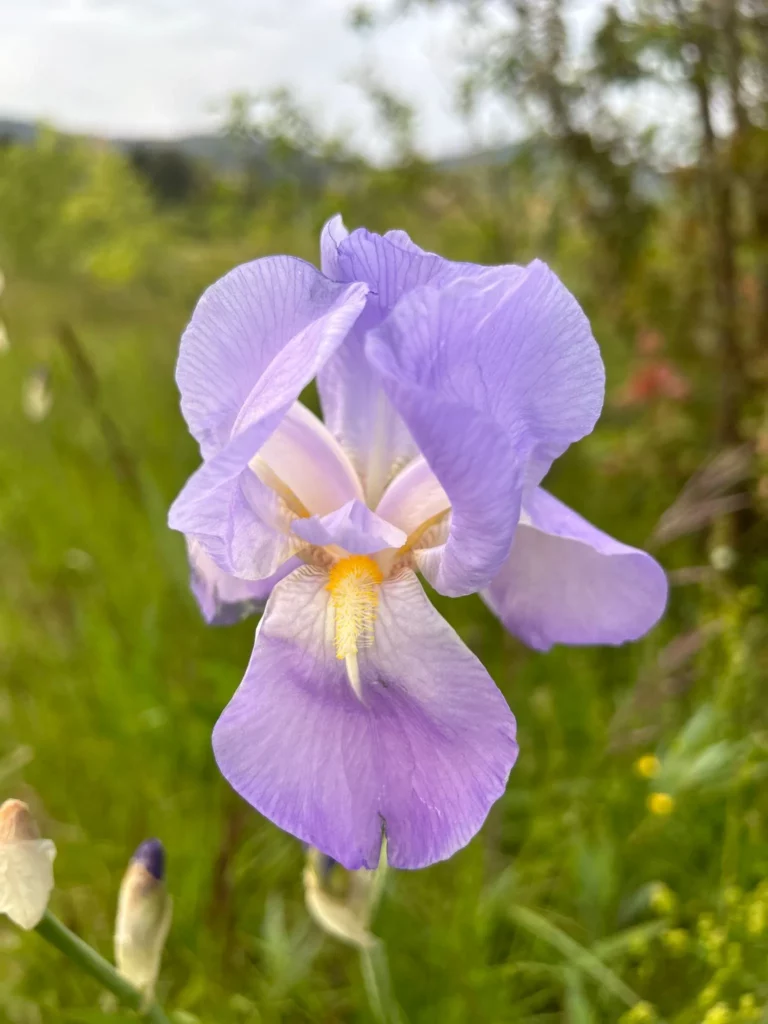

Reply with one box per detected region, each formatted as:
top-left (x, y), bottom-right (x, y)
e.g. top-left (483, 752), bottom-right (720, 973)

top-left (1, 2), bottom-right (768, 1019)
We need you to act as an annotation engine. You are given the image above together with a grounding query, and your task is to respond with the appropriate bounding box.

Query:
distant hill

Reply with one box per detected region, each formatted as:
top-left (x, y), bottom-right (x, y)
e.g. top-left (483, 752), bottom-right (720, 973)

top-left (0, 116), bottom-right (524, 178)
top-left (0, 118), bottom-right (321, 180)
top-left (0, 117), bottom-right (666, 200)
top-left (0, 119), bottom-right (38, 144)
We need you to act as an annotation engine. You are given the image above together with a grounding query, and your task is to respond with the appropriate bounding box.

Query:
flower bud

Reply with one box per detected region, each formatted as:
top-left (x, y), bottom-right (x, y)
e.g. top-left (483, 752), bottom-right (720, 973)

top-left (22, 367), bottom-right (52, 422)
top-left (302, 847), bottom-right (378, 950)
top-left (114, 839), bottom-right (172, 999)
top-left (0, 799), bottom-right (56, 930)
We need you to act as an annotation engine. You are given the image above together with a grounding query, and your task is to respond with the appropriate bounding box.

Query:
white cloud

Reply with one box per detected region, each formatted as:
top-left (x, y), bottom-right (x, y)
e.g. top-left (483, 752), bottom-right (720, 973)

top-left (0, 0), bottom-right (519, 161)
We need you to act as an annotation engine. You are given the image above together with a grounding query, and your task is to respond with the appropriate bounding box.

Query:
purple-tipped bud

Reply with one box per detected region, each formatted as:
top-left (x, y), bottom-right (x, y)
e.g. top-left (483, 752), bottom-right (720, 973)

top-left (132, 839), bottom-right (164, 881)
top-left (115, 838), bottom-right (172, 998)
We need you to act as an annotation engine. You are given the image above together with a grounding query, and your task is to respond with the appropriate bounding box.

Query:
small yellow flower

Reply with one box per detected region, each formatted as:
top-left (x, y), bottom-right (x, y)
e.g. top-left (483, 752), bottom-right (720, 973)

top-left (619, 1001), bottom-right (656, 1024)
top-left (698, 913), bottom-right (715, 935)
top-left (649, 882), bottom-right (676, 916)
top-left (647, 792), bottom-right (675, 816)
top-left (704, 927), bottom-right (726, 954)
top-left (723, 885), bottom-right (742, 906)
top-left (635, 754), bottom-right (661, 779)
top-left (746, 899), bottom-right (765, 936)
top-left (662, 927), bottom-right (689, 954)
top-left (699, 984), bottom-right (720, 1009)
top-left (702, 1002), bottom-right (731, 1024)
top-left (738, 993), bottom-right (759, 1021)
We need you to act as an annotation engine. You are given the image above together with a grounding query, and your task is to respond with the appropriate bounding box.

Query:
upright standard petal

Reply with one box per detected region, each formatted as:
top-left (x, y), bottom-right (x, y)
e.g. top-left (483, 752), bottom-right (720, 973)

top-left (320, 214), bottom-right (349, 281)
top-left (212, 568), bottom-right (518, 870)
top-left (176, 254), bottom-right (367, 459)
top-left (368, 265), bottom-right (605, 596)
top-left (483, 488), bottom-right (668, 651)
top-left (169, 277), bottom-right (368, 577)
top-left (317, 226), bottom-right (524, 503)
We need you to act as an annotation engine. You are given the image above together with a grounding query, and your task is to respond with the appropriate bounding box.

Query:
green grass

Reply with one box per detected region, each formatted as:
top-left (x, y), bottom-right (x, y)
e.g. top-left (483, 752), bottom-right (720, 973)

top-left (1, 266), bottom-right (767, 1024)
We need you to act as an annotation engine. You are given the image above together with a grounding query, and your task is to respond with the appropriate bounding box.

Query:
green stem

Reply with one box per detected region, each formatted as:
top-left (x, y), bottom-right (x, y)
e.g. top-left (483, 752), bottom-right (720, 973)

top-left (34, 910), bottom-right (171, 1023)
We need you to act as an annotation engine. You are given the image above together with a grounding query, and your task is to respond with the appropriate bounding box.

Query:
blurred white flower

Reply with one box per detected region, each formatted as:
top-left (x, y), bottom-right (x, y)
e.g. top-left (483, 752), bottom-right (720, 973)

top-left (114, 839), bottom-right (172, 1000)
top-left (710, 545), bottom-right (736, 572)
top-left (22, 368), bottom-right (53, 422)
top-left (0, 799), bottom-right (57, 930)
top-left (0, 319), bottom-right (9, 355)
top-left (64, 548), bottom-right (93, 573)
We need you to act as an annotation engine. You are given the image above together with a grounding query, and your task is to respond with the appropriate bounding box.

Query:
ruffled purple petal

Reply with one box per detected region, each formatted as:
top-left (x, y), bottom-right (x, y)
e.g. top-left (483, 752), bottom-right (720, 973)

top-left (176, 256), bottom-right (367, 459)
top-left (367, 265), bottom-right (605, 595)
top-left (317, 225), bottom-right (521, 500)
top-left (212, 568), bottom-right (517, 870)
top-left (169, 283), bottom-right (368, 576)
top-left (483, 488), bottom-right (668, 651)
top-left (291, 499), bottom-right (406, 554)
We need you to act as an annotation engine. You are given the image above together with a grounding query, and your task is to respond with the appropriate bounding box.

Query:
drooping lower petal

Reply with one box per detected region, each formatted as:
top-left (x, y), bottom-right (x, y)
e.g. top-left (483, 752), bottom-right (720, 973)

top-left (482, 488), bottom-right (668, 651)
top-left (212, 568), bottom-right (518, 870)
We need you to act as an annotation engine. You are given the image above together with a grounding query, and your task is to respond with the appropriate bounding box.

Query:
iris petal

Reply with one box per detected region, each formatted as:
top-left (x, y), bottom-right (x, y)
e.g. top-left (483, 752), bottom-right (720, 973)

top-left (483, 488), bottom-right (668, 651)
top-left (212, 567), bottom-right (518, 870)
top-left (169, 269), bottom-right (368, 577)
top-left (367, 263), bottom-right (605, 595)
top-left (187, 539), bottom-right (299, 626)
top-left (317, 225), bottom-right (520, 500)
top-left (291, 499), bottom-right (407, 555)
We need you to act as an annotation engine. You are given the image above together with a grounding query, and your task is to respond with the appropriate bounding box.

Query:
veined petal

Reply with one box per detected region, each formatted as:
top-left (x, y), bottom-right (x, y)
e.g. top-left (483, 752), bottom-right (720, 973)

top-left (187, 538), bottom-right (300, 625)
top-left (336, 227), bottom-right (507, 311)
top-left (212, 568), bottom-right (517, 870)
top-left (169, 281), bottom-right (368, 576)
top-left (176, 255), bottom-right (367, 458)
top-left (320, 214), bottom-right (349, 281)
top-left (483, 488), bottom-right (668, 651)
top-left (291, 499), bottom-right (406, 555)
top-left (368, 340), bottom-right (525, 596)
top-left (367, 265), bottom-right (604, 594)
top-left (317, 226), bottom-right (520, 502)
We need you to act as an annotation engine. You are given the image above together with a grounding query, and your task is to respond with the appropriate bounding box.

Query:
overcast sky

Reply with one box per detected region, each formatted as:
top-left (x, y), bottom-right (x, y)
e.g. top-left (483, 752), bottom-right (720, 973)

top-left (0, 0), bottom-right (536, 161)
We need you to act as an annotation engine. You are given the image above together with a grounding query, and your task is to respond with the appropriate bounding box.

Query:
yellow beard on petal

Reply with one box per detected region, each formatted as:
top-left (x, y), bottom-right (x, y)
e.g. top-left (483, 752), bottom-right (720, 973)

top-left (326, 555), bottom-right (383, 697)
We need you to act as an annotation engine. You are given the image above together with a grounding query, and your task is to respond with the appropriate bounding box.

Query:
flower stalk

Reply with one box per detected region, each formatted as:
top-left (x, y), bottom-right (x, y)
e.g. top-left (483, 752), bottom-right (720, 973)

top-left (34, 910), bottom-right (171, 1023)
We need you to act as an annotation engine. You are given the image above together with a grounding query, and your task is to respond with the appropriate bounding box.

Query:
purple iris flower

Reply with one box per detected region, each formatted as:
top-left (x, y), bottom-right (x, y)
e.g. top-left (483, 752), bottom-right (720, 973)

top-left (169, 217), bottom-right (667, 870)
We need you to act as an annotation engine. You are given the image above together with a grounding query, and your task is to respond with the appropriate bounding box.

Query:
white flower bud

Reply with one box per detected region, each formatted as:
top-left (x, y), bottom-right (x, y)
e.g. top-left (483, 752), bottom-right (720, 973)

top-left (303, 848), bottom-right (378, 950)
top-left (0, 799), bottom-right (56, 930)
top-left (22, 368), bottom-right (52, 422)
